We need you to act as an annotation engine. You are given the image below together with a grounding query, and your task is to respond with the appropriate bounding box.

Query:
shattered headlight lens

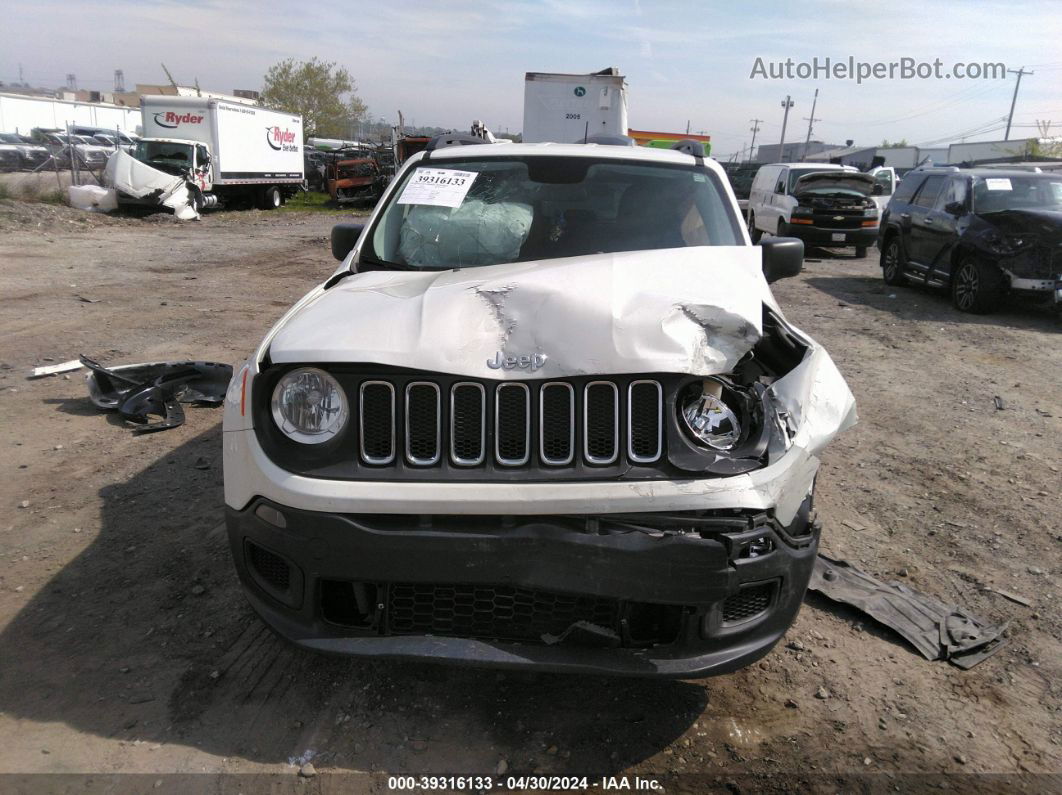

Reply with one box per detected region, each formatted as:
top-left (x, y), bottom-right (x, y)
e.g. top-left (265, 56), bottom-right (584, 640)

top-left (271, 367), bottom-right (348, 444)
top-left (680, 378), bottom-right (742, 451)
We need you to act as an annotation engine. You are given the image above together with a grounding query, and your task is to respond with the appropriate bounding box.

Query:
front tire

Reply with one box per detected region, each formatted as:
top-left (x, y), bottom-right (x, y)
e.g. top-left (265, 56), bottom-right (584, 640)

top-left (747, 212), bottom-right (762, 244)
top-left (881, 237), bottom-right (908, 286)
top-left (952, 257), bottom-right (1003, 314)
top-left (261, 186), bottom-right (282, 210)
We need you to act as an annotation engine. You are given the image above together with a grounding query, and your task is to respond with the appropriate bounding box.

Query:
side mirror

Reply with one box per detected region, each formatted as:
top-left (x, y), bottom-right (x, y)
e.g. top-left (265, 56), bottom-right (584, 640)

top-left (761, 237), bottom-right (804, 283)
top-left (330, 222), bottom-right (364, 261)
top-left (775, 181), bottom-right (786, 194)
top-left (944, 201), bottom-right (964, 216)
top-left (872, 183), bottom-right (884, 196)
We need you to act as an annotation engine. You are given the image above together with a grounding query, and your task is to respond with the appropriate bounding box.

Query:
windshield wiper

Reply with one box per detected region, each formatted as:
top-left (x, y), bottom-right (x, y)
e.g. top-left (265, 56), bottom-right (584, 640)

top-left (357, 252), bottom-right (410, 272)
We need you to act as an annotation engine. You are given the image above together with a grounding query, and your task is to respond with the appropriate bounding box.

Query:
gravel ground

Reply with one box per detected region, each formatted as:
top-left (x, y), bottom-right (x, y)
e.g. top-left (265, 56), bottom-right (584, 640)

top-left (0, 202), bottom-right (1058, 791)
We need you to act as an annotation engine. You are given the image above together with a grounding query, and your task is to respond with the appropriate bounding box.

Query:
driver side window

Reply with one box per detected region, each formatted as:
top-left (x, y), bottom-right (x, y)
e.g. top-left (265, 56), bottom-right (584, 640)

top-left (935, 177), bottom-right (967, 211)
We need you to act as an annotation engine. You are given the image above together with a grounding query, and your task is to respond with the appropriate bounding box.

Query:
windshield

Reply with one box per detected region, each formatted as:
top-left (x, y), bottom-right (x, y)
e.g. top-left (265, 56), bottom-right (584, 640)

top-left (368, 156), bottom-right (742, 270)
top-left (133, 140), bottom-right (194, 173)
top-left (872, 170), bottom-right (894, 194)
top-left (972, 176), bottom-right (1062, 213)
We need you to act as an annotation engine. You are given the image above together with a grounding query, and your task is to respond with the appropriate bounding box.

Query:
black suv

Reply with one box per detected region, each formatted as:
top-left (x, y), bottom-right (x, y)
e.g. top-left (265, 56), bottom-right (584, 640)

top-left (878, 167), bottom-right (1062, 313)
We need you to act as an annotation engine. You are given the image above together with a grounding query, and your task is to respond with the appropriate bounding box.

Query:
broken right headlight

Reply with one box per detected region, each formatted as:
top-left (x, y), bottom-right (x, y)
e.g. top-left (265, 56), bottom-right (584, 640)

top-left (680, 378), bottom-right (742, 451)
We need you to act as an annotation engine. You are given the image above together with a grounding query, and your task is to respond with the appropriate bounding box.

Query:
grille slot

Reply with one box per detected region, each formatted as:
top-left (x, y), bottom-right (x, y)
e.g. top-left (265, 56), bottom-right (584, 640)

top-left (247, 542), bottom-right (291, 593)
top-left (359, 381), bottom-right (395, 464)
top-left (450, 382), bottom-right (486, 465)
top-left (388, 582), bottom-right (620, 642)
top-left (584, 382), bottom-right (619, 464)
top-left (628, 380), bottom-right (663, 462)
top-left (721, 582), bottom-right (775, 624)
top-left (405, 382), bottom-right (441, 465)
top-left (495, 383), bottom-right (530, 465)
top-left (540, 382), bottom-right (574, 465)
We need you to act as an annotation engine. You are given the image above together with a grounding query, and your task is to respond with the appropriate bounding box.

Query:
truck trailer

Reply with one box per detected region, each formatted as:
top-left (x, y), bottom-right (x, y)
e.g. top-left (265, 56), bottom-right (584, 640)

top-left (522, 68), bottom-right (628, 144)
top-left (119, 95), bottom-right (304, 211)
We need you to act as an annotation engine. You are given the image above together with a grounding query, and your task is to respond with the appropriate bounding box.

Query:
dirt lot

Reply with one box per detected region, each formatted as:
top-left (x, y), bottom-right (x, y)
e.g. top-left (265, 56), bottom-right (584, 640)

top-left (0, 200), bottom-right (1058, 791)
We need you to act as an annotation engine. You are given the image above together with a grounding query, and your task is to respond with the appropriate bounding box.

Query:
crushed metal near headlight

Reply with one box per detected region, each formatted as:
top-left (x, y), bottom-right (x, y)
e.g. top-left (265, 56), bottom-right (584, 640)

top-left (271, 367), bottom-right (349, 444)
top-left (680, 378), bottom-right (743, 450)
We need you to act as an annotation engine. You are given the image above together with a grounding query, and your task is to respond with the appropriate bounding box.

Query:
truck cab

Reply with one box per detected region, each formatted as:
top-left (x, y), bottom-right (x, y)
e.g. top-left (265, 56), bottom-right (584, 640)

top-left (131, 137), bottom-right (213, 192)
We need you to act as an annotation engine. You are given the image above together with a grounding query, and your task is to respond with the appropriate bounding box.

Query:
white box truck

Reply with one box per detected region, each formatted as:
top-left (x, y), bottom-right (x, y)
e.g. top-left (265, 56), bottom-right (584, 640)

top-left (128, 95), bottom-right (304, 210)
top-left (522, 68), bottom-right (628, 144)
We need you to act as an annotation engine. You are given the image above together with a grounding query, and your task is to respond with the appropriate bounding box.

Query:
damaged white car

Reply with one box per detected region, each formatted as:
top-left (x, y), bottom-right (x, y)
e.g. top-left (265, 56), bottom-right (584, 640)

top-left (223, 137), bottom-right (857, 677)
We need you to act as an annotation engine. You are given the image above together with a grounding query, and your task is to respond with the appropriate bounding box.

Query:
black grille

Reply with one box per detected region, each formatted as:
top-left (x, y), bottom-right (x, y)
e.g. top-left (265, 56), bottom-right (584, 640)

top-left (388, 582), bottom-right (620, 643)
top-left (360, 382), bottom-right (394, 464)
top-left (495, 384), bottom-right (529, 464)
top-left (248, 542), bottom-right (290, 592)
top-left (451, 383), bottom-right (485, 465)
top-left (540, 383), bottom-right (574, 465)
top-left (721, 582), bottom-right (774, 624)
top-left (628, 381), bottom-right (662, 462)
top-left (405, 383), bottom-right (440, 464)
top-left (584, 382), bottom-right (618, 464)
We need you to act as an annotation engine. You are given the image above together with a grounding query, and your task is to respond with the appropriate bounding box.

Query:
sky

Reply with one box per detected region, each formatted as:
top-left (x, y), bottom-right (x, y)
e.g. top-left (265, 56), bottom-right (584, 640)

top-left (2, 0), bottom-right (1060, 158)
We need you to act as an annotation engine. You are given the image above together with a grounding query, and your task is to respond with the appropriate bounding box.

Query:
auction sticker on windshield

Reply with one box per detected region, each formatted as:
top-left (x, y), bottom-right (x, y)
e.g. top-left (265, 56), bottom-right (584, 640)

top-left (985, 178), bottom-right (1012, 191)
top-left (397, 168), bottom-right (478, 208)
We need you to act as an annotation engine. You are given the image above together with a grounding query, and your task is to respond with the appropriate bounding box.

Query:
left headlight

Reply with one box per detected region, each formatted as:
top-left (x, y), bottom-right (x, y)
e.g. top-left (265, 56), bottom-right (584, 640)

top-left (271, 367), bottom-right (348, 444)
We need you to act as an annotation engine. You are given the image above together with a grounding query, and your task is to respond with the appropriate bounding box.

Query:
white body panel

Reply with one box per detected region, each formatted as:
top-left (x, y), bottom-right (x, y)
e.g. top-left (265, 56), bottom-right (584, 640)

top-left (140, 95), bottom-right (303, 185)
top-left (522, 71), bottom-right (628, 143)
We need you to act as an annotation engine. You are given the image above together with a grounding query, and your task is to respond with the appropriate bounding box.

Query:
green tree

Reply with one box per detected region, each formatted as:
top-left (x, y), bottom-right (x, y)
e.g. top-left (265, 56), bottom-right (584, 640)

top-left (261, 57), bottom-right (367, 139)
top-left (880, 138), bottom-right (909, 148)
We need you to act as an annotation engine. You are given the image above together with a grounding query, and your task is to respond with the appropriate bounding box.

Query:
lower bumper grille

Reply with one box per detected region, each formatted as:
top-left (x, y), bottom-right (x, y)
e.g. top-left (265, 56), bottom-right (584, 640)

top-left (378, 582), bottom-right (683, 646)
top-left (721, 581), bottom-right (776, 624)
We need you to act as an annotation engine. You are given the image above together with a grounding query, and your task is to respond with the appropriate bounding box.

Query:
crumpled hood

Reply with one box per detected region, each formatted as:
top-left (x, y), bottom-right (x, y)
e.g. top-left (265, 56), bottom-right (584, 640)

top-left (268, 247), bottom-right (774, 379)
top-left (981, 208), bottom-right (1062, 240)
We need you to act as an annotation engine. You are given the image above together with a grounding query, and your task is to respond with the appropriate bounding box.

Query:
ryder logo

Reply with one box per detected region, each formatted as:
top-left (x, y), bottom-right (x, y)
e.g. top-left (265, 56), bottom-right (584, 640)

top-left (153, 111), bottom-right (205, 129)
top-left (266, 126), bottom-right (298, 152)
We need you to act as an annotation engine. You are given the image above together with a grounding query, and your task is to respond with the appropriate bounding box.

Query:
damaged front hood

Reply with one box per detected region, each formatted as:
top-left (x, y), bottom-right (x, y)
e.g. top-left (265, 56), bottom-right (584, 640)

top-left (269, 247), bottom-right (772, 378)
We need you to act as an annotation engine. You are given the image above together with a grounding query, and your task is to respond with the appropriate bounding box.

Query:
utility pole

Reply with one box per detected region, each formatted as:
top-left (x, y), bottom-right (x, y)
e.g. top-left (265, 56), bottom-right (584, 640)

top-left (161, 63), bottom-right (178, 89)
top-left (1005, 67), bottom-right (1033, 140)
top-left (114, 69), bottom-right (125, 93)
top-left (779, 96), bottom-right (794, 161)
top-left (749, 118), bottom-right (763, 163)
top-left (66, 73), bottom-right (77, 91)
top-left (801, 88), bottom-right (821, 161)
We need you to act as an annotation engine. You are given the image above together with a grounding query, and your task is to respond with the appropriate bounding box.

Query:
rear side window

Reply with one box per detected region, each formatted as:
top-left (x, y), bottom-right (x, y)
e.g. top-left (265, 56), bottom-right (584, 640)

top-left (911, 175), bottom-right (945, 208)
top-left (892, 175), bottom-right (923, 205)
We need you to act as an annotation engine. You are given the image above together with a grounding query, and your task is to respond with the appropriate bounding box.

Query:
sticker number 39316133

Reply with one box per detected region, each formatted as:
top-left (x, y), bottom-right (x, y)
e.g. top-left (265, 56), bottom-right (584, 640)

top-left (397, 168), bottom-right (479, 208)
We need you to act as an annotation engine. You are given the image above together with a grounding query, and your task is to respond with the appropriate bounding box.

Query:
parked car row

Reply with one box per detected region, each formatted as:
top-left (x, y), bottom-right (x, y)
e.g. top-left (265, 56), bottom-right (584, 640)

top-left (0, 129), bottom-right (129, 172)
top-left (733, 158), bottom-right (1061, 316)
top-left (0, 133), bottom-right (52, 171)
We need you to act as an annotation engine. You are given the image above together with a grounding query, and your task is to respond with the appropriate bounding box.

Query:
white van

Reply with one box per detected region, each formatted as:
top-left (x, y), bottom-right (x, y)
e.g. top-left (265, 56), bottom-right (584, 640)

top-left (746, 163), bottom-right (880, 257)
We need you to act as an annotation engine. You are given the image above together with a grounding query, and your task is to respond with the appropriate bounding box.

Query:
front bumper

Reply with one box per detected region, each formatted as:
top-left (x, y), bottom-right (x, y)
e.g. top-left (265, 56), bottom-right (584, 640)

top-left (784, 223), bottom-right (878, 248)
top-left (226, 496), bottom-right (819, 678)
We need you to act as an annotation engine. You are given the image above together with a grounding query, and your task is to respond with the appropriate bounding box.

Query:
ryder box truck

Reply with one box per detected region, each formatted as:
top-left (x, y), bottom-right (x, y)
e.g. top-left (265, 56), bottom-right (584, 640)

top-left (125, 95), bottom-right (304, 211)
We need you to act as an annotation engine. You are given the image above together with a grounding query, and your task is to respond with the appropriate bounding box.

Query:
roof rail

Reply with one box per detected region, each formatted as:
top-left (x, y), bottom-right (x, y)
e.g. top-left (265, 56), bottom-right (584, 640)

top-left (425, 133), bottom-right (490, 151)
top-left (578, 134), bottom-right (636, 146)
top-left (670, 139), bottom-right (707, 157)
